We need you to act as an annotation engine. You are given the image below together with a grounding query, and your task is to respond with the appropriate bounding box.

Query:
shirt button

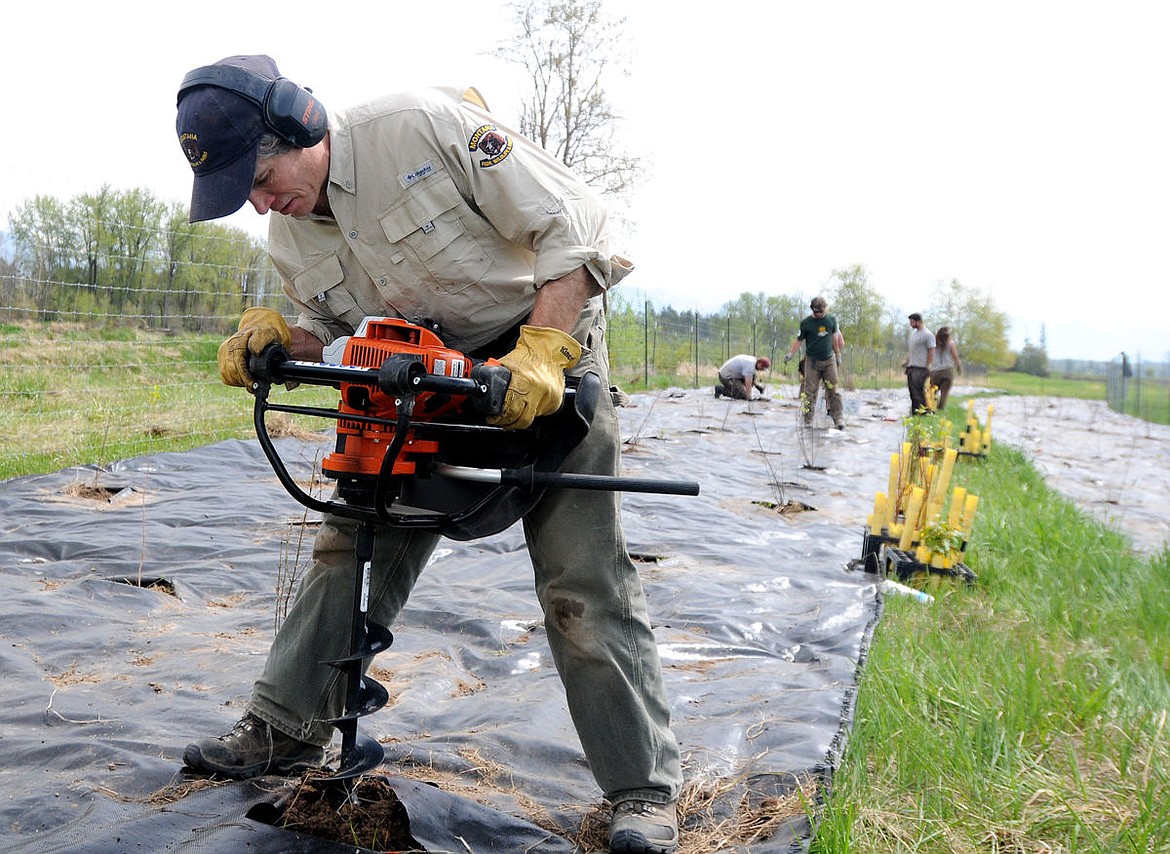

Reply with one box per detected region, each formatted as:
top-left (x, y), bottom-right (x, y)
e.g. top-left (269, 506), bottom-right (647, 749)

top-left (378, 276), bottom-right (388, 285)
top-left (349, 229), bottom-right (358, 239)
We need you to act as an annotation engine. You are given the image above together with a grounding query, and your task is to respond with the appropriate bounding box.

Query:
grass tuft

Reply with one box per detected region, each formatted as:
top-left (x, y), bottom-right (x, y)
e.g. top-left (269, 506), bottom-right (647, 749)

top-left (814, 441), bottom-right (1170, 852)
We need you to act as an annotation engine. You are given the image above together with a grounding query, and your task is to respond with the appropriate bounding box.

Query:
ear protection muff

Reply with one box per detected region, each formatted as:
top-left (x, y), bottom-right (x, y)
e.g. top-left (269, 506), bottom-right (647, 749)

top-left (178, 65), bottom-right (327, 148)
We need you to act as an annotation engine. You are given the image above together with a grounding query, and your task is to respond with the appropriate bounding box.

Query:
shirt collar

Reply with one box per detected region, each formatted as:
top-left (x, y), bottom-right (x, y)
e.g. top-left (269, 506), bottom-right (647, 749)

top-left (327, 116), bottom-right (357, 197)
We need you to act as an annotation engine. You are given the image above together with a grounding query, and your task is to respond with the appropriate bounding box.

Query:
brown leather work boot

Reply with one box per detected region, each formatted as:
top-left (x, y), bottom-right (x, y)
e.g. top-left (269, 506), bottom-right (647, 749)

top-left (182, 714), bottom-right (325, 779)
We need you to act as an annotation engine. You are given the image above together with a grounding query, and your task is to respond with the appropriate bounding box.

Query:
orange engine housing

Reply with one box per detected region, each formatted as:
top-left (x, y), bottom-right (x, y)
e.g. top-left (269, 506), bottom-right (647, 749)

top-left (321, 318), bottom-right (474, 480)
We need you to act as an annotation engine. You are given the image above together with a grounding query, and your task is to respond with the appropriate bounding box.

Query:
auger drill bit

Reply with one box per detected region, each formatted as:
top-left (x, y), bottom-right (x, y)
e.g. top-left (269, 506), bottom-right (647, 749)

top-left (321, 520), bottom-right (393, 796)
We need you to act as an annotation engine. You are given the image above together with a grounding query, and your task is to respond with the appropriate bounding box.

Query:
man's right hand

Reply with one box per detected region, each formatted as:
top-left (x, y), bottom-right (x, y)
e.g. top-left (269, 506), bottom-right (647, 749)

top-left (217, 307), bottom-right (292, 388)
top-left (487, 325), bottom-right (581, 430)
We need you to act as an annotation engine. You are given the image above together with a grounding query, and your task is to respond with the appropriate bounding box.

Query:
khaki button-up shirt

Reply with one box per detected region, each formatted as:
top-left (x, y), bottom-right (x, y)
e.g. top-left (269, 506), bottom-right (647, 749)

top-left (267, 87), bottom-right (631, 355)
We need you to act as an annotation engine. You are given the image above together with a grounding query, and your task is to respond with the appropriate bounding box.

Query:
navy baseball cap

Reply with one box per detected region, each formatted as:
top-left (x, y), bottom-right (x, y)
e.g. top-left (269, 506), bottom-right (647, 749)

top-left (176, 55), bottom-right (279, 222)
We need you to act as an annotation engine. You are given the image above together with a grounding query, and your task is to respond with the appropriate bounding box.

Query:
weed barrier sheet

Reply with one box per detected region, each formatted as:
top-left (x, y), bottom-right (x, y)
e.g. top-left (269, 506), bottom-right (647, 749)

top-left (6, 385), bottom-right (1149, 852)
top-left (973, 395), bottom-right (1170, 555)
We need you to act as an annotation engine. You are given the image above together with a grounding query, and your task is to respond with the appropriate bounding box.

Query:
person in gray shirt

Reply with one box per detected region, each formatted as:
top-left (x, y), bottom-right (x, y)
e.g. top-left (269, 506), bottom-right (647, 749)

top-left (930, 325), bottom-right (963, 410)
top-left (905, 312), bottom-right (936, 415)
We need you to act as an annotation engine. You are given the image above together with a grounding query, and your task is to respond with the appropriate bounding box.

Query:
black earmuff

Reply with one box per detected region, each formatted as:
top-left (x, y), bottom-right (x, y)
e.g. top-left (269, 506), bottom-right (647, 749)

top-left (178, 65), bottom-right (327, 148)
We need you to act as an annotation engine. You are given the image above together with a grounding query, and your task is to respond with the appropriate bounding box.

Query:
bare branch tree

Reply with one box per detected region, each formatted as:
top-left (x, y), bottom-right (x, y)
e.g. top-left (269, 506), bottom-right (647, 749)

top-left (496, 0), bottom-right (640, 196)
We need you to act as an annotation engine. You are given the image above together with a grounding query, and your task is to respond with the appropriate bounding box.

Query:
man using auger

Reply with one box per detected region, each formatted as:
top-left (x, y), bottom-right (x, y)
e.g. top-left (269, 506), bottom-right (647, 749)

top-left (175, 54), bottom-right (681, 853)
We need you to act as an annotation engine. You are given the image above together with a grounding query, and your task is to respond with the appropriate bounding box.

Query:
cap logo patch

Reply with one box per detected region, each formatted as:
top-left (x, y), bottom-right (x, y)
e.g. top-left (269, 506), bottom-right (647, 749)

top-left (468, 124), bottom-right (512, 167)
top-left (179, 133), bottom-right (208, 170)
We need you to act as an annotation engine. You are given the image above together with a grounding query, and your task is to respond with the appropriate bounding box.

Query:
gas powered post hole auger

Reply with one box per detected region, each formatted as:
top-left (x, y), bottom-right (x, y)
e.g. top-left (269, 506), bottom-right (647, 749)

top-left (245, 317), bottom-right (700, 792)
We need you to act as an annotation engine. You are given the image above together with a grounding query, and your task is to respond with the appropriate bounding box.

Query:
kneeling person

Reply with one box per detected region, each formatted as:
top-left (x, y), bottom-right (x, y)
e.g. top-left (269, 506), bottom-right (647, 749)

top-left (716, 354), bottom-right (770, 400)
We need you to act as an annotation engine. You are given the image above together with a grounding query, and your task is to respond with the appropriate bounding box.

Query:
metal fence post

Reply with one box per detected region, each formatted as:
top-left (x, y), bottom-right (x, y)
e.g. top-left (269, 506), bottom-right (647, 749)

top-left (643, 300), bottom-right (649, 388)
top-left (694, 311), bottom-right (699, 389)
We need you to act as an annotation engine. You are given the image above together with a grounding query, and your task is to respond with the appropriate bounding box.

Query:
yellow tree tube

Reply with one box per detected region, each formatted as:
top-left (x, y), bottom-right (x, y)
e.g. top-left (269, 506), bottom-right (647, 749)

top-left (947, 486), bottom-right (967, 528)
top-left (920, 461), bottom-right (938, 509)
top-left (886, 454), bottom-right (901, 524)
top-left (983, 404), bottom-right (995, 453)
top-left (928, 448), bottom-right (958, 519)
top-left (899, 486), bottom-right (925, 550)
top-left (959, 494), bottom-right (981, 558)
top-left (961, 401), bottom-right (978, 451)
top-left (870, 494), bottom-right (886, 535)
top-left (898, 443), bottom-right (914, 516)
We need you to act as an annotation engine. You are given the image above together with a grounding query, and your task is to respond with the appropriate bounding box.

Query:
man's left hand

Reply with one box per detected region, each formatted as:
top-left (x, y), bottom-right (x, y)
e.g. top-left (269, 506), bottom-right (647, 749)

top-left (487, 325), bottom-right (582, 430)
top-left (217, 307), bottom-right (292, 389)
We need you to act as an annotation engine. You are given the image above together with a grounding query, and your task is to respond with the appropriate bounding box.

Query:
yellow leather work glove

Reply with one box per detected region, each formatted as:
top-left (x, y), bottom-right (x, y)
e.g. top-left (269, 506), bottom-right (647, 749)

top-left (487, 325), bottom-right (582, 430)
top-left (217, 307), bottom-right (292, 388)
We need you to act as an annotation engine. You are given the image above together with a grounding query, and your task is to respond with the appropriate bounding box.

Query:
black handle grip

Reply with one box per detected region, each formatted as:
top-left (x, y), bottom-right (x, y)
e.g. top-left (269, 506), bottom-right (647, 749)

top-left (524, 471), bottom-right (701, 495)
top-left (468, 363), bottom-right (511, 417)
top-left (247, 345), bottom-right (500, 405)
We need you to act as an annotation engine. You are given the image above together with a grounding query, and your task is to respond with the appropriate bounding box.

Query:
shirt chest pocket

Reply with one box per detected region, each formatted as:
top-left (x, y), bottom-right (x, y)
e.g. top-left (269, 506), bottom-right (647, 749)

top-left (378, 175), bottom-right (491, 291)
top-left (291, 253), bottom-right (361, 319)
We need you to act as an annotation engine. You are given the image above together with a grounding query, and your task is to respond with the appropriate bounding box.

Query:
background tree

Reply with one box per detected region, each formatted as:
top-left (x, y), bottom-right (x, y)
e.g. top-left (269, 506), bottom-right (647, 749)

top-left (0, 238), bottom-right (16, 308)
top-left (496, 0), bottom-right (639, 196)
top-left (712, 291), bottom-right (786, 362)
top-left (763, 292), bottom-right (807, 340)
top-left (928, 277), bottom-right (1013, 369)
top-left (6, 188), bottom-right (269, 330)
top-left (1014, 337), bottom-right (1050, 376)
top-left (826, 263), bottom-right (888, 350)
top-left (162, 203), bottom-right (200, 324)
top-left (72, 186), bottom-right (114, 295)
top-left (8, 195), bottom-right (74, 319)
top-left (878, 304), bottom-right (911, 353)
top-left (106, 188), bottom-right (166, 319)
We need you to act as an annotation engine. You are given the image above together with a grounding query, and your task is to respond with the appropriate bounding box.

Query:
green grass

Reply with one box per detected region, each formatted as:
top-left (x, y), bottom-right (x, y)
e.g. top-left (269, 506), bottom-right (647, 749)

top-left (0, 324), bottom-right (336, 481)
top-left (1116, 382), bottom-right (1170, 426)
top-left (4, 325), bottom-right (1168, 849)
top-left (812, 441), bottom-right (1170, 852)
top-left (4, 325), bottom-right (1157, 478)
top-left (981, 369), bottom-right (1170, 424)
top-left (984, 369), bottom-right (1107, 399)
top-left (611, 365), bottom-right (1123, 408)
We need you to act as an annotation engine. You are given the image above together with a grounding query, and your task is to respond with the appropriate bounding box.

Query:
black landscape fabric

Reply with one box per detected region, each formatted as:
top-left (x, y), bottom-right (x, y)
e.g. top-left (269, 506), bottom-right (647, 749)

top-left (0, 385), bottom-right (900, 852)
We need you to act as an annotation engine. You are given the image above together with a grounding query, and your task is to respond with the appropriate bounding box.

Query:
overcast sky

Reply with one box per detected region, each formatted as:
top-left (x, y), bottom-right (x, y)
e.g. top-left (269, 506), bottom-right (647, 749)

top-left (3, 1), bottom-right (1167, 362)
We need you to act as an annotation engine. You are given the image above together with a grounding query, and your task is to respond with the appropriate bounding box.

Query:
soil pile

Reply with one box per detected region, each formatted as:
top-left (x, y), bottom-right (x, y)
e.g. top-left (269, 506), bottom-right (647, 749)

top-left (271, 775), bottom-right (424, 851)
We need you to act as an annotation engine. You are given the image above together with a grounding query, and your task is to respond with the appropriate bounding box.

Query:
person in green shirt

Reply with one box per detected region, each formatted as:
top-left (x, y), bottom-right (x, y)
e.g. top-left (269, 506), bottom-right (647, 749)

top-left (784, 296), bottom-right (845, 429)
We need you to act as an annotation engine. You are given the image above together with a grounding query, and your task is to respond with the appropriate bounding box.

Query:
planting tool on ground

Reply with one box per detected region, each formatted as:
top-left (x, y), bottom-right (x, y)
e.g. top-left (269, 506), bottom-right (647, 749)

top-left (245, 317), bottom-right (699, 791)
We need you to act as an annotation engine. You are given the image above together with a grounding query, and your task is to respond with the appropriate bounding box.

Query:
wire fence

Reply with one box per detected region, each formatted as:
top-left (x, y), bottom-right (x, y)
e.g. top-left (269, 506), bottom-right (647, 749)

top-left (1106, 352), bottom-right (1170, 424)
top-left (602, 306), bottom-right (991, 392)
top-left (2, 259), bottom-right (1155, 480)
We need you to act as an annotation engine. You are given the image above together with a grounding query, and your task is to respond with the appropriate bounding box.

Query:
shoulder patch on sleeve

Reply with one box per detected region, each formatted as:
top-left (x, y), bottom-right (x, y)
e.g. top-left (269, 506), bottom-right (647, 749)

top-left (468, 124), bottom-right (513, 167)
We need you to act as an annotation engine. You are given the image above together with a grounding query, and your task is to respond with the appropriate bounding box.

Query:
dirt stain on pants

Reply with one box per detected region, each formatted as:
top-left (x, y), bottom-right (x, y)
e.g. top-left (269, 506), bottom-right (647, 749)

top-left (550, 597), bottom-right (585, 635)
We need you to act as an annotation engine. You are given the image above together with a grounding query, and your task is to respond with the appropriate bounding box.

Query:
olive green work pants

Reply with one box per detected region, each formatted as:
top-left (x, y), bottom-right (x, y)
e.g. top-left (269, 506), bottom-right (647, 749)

top-left (801, 356), bottom-right (843, 424)
top-left (248, 361), bottom-right (681, 805)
